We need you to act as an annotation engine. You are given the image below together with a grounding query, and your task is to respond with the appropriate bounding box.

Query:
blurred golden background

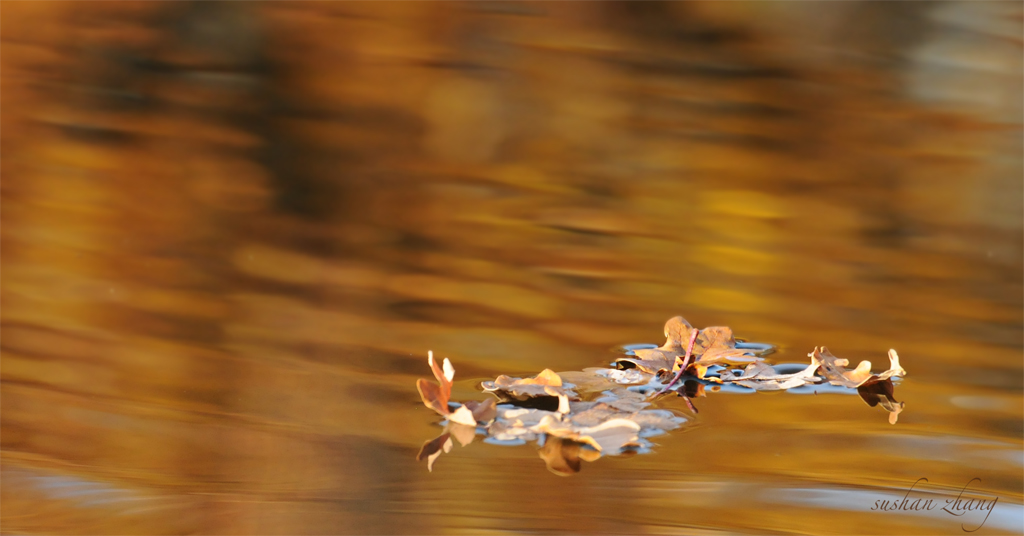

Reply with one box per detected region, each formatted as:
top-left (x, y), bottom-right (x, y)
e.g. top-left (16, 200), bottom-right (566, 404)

top-left (2, 2), bottom-right (1021, 534)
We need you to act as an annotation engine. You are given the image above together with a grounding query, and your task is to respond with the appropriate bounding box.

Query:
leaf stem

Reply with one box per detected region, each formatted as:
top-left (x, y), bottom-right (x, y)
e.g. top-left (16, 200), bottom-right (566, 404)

top-left (657, 328), bottom-right (700, 395)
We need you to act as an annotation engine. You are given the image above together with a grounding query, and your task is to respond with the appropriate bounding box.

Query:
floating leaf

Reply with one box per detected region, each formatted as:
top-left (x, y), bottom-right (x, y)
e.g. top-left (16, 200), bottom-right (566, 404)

top-left (496, 406), bottom-right (560, 426)
top-left (533, 414), bottom-right (642, 453)
top-left (694, 326), bottom-right (736, 352)
top-left (416, 316), bottom-right (910, 474)
top-left (416, 378), bottom-right (449, 416)
top-left (416, 351), bottom-right (455, 417)
top-left (594, 388), bottom-right (651, 412)
top-left (464, 398), bottom-right (497, 423)
top-left (567, 402), bottom-right (629, 427)
top-left (418, 352), bottom-right (501, 425)
top-left (663, 315), bottom-right (695, 346)
top-left (594, 368), bottom-right (652, 385)
top-left (718, 362), bottom-right (822, 391)
top-left (810, 347), bottom-right (906, 388)
top-left (428, 350), bottom-right (453, 401)
top-left (481, 369), bottom-right (578, 412)
top-left (615, 348), bottom-right (679, 374)
top-left (680, 327), bottom-right (760, 379)
top-left (448, 405), bottom-right (477, 426)
top-left (613, 316), bottom-right (692, 373)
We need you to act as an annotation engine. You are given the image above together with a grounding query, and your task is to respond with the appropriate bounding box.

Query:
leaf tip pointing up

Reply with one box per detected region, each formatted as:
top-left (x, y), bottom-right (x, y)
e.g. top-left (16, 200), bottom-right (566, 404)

top-left (443, 358), bottom-right (455, 383)
top-left (888, 349), bottom-right (906, 376)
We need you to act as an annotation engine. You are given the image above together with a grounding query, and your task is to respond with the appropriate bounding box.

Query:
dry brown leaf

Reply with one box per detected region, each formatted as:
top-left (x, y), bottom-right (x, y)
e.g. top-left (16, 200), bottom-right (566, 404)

top-left (427, 350), bottom-right (454, 401)
top-left (533, 414), bottom-right (641, 453)
top-left (464, 398), bottom-right (497, 423)
top-left (416, 378), bottom-right (449, 416)
top-left (481, 369), bottom-right (578, 408)
top-left (416, 351), bottom-right (455, 417)
top-left (694, 326), bottom-right (736, 352)
top-left (512, 368), bottom-right (563, 386)
top-left (558, 369), bottom-right (617, 392)
top-left (692, 346), bottom-right (759, 367)
top-left (682, 328), bottom-right (759, 379)
top-left (567, 403), bottom-right (624, 427)
top-left (595, 368), bottom-right (652, 385)
top-left (595, 388), bottom-right (651, 412)
top-left (613, 316), bottom-right (692, 373)
top-left (615, 348), bottom-right (679, 374)
top-left (810, 347), bottom-right (906, 388)
top-left (718, 362), bottom-right (821, 391)
top-left (448, 405), bottom-right (477, 426)
top-left (663, 316), bottom-right (694, 347)
top-left (495, 407), bottom-right (560, 427)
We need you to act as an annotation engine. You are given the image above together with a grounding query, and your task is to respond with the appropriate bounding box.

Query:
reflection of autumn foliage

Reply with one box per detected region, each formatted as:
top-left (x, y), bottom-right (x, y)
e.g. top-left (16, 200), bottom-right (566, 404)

top-left (1, 2), bottom-right (1020, 534)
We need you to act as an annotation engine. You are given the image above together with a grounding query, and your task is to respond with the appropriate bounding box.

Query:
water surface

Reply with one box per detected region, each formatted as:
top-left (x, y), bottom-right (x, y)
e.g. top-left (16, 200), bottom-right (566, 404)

top-left (2, 2), bottom-right (1022, 534)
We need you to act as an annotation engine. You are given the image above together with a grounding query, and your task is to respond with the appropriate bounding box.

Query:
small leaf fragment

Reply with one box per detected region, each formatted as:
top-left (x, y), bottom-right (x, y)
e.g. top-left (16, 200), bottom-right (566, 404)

top-left (427, 351), bottom-right (453, 402)
top-left (482, 370), bottom-right (578, 402)
top-left (448, 405), bottom-right (477, 426)
top-left (442, 357), bottom-right (455, 384)
top-left (465, 398), bottom-right (497, 423)
top-left (613, 317), bottom-right (693, 373)
top-left (595, 368), bottom-right (652, 385)
top-left (615, 348), bottom-right (679, 374)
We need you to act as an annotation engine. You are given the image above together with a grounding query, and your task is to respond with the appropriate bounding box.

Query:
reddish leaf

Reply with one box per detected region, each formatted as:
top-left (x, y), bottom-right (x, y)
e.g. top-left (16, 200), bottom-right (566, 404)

top-left (416, 378), bottom-right (449, 416)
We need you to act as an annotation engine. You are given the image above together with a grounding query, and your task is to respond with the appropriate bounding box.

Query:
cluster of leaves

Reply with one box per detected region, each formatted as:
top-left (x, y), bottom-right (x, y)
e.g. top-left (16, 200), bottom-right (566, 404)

top-left (615, 316), bottom-right (758, 379)
top-left (416, 316), bottom-right (907, 473)
top-left (417, 354), bottom-right (687, 474)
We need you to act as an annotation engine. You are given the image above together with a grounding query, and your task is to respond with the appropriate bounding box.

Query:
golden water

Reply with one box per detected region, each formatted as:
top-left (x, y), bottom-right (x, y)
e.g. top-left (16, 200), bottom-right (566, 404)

top-left (2, 2), bottom-right (1021, 534)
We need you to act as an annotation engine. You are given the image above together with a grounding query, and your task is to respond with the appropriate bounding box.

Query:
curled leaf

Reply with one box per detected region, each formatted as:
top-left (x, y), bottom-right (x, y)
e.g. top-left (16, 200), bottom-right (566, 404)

top-left (810, 347), bottom-right (906, 388)
top-left (533, 414), bottom-right (642, 453)
top-left (595, 368), bottom-right (652, 385)
top-left (428, 350), bottom-right (453, 402)
top-left (417, 351), bottom-right (455, 417)
top-left (416, 378), bottom-right (449, 416)
top-left (613, 316), bottom-right (692, 373)
top-left (481, 369), bottom-right (578, 406)
top-left (464, 398), bottom-right (497, 423)
top-left (718, 362), bottom-right (822, 391)
top-left (615, 348), bottom-right (679, 374)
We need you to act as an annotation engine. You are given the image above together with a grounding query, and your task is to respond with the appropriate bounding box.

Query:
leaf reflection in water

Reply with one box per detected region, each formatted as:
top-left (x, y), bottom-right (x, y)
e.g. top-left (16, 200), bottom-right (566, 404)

top-left (857, 379), bottom-right (905, 424)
